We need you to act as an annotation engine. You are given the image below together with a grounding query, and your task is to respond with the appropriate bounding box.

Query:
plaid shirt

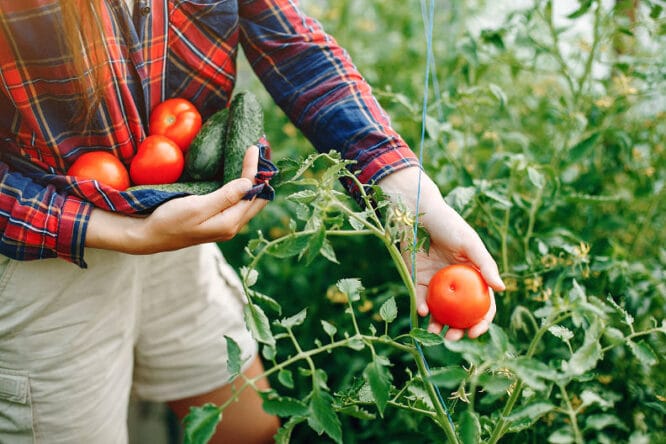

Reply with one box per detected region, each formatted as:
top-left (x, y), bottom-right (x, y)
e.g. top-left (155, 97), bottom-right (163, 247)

top-left (0, 0), bottom-right (418, 267)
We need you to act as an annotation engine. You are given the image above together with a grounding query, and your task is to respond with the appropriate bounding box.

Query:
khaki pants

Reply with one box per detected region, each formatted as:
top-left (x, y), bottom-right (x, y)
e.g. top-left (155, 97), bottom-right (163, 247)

top-left (0, 244), bottom-right (256, 443)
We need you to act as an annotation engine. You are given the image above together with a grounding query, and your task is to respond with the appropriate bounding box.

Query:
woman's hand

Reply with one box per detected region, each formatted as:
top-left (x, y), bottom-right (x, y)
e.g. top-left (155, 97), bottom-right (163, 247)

top-left (86, 145), bottom-right (268, 254)
top-left (378, 167), bottom-right (505, 340)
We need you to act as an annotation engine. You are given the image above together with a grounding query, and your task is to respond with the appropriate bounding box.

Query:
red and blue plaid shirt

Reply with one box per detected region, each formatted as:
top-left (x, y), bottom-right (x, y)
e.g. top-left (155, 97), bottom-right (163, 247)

top-left (0, 0), bottom-right (418, 267)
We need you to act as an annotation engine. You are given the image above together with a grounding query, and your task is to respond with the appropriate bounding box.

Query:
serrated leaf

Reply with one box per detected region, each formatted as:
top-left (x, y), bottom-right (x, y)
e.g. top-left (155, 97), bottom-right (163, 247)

top-left (428, 366), bottom-right (467, 389)
top-left (183, 404), bottom-right (222, 444)
top-left (507, 401), bottom-right (555, 424)
top-left (301, 227), bottom-right (325, 265)
top-left (477, 372), bottom-right (513, 395)
top-left (247, 289), bottom-right (282, 314)
top-left (548, 426), bottom-right (575, 444)
top-left (224, 336), bottom-right (242, 379)
top-left (580, 389), bottom-right (613, 409)
top-left (287, 189), bottom-right (318, 204)
top-left (445, 186), bottom-right (477, 212)
top-left (336, 278), bottom-right (364, 302)
top-left (488, 324), bottom-right (511, 355)
top-left (347, 337), bottom-right (365, 351)
top-left (243, 304), bottom-right (275, 347)
top-left (484, 190), bottom-right (512, 209)
top-left (308, 389), bottom-right (342, 443)
top-left (266, 235), bottom-right (310, 258)
top-left (379, 297), bottom-right (397, 323)
top-left (276, 308), bottom-right (307, 329)
top-left (510, 357), bottom-right (558, 391)
top-left (567, 339), bottom-right (602, 376)
top-left (364, 360), bottom-right (392, 416)
top-left (274, 416), bottom-right (305, 444)
top-left (459, 410), bottom-right (481, 444)
top-left (410, 328), bottom-right (444, 347)
top-left (337, 405), bottom-right (377, 420)
top-left (320, 239), bottom-right (339, 264)
top-left (260, 391), bottom-right (308, 417)
top-left (549, 325), bottom-right (574, 342)
top-left (628, 340), bottom-right (658, 366)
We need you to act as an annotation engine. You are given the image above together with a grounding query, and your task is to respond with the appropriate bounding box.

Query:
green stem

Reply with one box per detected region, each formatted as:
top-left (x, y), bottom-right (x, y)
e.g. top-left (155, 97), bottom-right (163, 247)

top-left (487, 313), bottom-right (572, 443)
top-left (558, 383), bottom-right (584, 444)
top-left (573, 0), bottom-right (602, 106)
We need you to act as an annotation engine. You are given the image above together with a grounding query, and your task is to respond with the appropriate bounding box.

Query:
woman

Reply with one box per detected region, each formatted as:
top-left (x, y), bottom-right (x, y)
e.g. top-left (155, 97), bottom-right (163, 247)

top-left (0, 1), bottom-right (505, 442)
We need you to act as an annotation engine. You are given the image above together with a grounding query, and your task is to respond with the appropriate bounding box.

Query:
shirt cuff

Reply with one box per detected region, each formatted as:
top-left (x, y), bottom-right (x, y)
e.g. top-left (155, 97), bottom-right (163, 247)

top-left (56, 196), bottom-right (94, 268)
top-left (343, 145), bottom-right (421, 200)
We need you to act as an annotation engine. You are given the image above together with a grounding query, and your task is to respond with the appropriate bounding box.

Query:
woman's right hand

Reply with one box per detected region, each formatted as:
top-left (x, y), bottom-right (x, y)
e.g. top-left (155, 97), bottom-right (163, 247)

top-left (85, 145), bottom-right (268, 254)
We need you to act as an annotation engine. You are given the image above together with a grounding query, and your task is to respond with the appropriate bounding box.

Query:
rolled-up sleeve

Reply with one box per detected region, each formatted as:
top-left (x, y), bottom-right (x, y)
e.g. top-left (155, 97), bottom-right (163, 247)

top-left (238, 0), bottom-right (419, 191)
top-left (0, 163), bottom-right (93, 267)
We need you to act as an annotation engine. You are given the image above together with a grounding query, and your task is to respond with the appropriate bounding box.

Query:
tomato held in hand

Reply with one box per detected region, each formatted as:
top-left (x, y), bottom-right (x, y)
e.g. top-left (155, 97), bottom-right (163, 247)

top-left (67, 151), bottom-right (130, 191)
top-left (426, 264), bottom-right (491, 329)
top-left (149, 98), bottom-right (202, 152)
top-left (130, 135), bottom-right (184, 185)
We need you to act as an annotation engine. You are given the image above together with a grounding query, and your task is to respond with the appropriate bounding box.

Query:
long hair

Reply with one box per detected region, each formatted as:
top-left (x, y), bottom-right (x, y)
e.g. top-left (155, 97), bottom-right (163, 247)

top-left (60, 0), bottom-right (108, 127)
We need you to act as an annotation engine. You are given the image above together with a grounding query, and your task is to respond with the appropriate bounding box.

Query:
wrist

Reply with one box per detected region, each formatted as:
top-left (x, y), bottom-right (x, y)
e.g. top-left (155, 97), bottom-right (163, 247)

top-left (85, 208), bottom-right (147, 254)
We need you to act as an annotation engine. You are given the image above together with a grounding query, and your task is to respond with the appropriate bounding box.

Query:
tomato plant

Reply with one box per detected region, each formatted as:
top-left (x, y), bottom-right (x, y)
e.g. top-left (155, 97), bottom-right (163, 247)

top-left (67, 151), bottom-right (130, 191)
top-left (149, 98), bottom-right (202, 151)
top-left (130, 135), bottom-right (184, 185)
top-left (426, 264), bottom-right (490, 329)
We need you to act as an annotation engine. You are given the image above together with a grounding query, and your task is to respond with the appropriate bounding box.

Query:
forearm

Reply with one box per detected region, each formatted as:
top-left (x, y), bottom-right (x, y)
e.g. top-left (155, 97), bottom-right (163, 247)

top-left (84, 208), bottom-right (144, 254)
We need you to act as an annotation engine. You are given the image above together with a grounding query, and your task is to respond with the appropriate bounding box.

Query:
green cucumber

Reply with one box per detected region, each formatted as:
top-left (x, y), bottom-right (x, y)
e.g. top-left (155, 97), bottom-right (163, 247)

top-left (185, 107), bottom-right (229, 180)
top-left (223, 91), bottom-right (264, 183)
top-left (128, 181), bottom-right (223, 195)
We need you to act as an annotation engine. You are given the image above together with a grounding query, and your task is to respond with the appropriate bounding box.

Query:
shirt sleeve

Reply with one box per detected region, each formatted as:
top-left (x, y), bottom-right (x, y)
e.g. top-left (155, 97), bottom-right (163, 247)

top-left (0, 161), bottom-right (93, 267)
top-left (238, 0), bottom-right (420, 191)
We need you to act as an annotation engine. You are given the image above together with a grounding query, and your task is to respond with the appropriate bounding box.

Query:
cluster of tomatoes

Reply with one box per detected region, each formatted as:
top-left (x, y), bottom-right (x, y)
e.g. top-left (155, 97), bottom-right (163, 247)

top-left (66, 98), bottom-right (202, 191)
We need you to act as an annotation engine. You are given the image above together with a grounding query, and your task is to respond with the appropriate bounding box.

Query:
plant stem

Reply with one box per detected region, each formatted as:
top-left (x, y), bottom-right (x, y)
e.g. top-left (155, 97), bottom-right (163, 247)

top-left (558, 383), bottom-right (584, 444)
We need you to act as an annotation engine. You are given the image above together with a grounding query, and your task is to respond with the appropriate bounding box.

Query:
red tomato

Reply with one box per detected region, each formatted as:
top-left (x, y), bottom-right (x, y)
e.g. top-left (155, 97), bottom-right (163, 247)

top-left (67, 151), bottom-right (130, 191)
top-left (426, 264), bottom-right (491, 329)
top-left (130, 135), bottom-right (184, 185)
top-left (149, 98), bottom-right (202, 152)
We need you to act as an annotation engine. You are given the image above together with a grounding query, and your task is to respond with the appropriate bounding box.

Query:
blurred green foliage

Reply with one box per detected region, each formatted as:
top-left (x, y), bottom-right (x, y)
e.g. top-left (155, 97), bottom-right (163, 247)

top-left (218, 0), bottom-right (665, 442)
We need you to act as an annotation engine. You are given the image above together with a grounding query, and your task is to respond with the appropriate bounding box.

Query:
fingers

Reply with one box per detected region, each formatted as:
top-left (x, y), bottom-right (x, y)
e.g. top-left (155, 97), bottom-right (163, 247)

top-left (200, 178), bottom-right (253, 212)
top-left (465, 236), bottom-right (506, 292)
top-left (241, 145), bottom-right (260, 181)
top-left (466, 289), bottom-right (496, 339)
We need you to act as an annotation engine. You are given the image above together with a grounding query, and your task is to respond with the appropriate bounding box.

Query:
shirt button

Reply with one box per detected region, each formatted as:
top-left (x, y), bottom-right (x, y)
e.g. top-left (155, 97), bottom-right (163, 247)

top-left (140, 6), bottom-right (151, 16)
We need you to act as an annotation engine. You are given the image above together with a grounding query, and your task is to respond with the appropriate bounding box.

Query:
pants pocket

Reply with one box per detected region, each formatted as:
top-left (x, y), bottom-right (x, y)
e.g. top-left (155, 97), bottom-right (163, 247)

top-left (0, 368), bottom-right (34, 443)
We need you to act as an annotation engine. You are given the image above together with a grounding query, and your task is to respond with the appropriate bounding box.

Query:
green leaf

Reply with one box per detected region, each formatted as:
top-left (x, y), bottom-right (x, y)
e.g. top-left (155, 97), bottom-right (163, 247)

top-left (308, 389), bottom-right (342, 444)
top-left (489, 83), bottom-right (507, 108)
top-left (628, 340), bottom-right (658, 366)
top-left (510, 357), bottom-right (557, 390)
top-left (266, 235), bottom-right (310, 258)
top-left (566, 339), bottom-right (602, 376)
top-left (336, 278), bottom-right (364, 302)
top-left (567, 0), bottom-right (592, 19)
top-left (287, 189), bottom-right (318, 204)
top-left (301, 226), bottom-right (325, 265)
top-left (247, 289), bottom-right (282, 314)
top-left (320, 239), bottom-right (339, 264)
top-left (484, 190), bottom-right (512, 209)
top-left (568, 132), bottom-right (600, 163)
top-left (240, 266), bottom-right (258, 287)
top-left (260, 391), bottom-right (308, 417)
top-left (527, 166), bottom-right (545, 189)
top-left (363, 360), bottom-right (392, 416)
top-left (584, 414), bottom-right (629, 432)
top-left (337, 405), bottom-right (376, 420)
top-left (278, 369), bottom-right (294, 389)
top-left (243, 304), bottom-right (275, 347)
top-left (548, 426), bottom-right (575, 444)
top-left (506, 401), bottom-right (556, 425)
top-left (276, 308), bottom-right (307, 329)
top-left (428, 366), bottom-right (467, 389)
top-left (274, 416), bottom-right (305, 444)
top-left (458, 410), bottom-right (481, 444)
top-left (410, 328), bottom-right (444, 347)
top-left (224, 336), bottom-right (242, 379)
top-left (321, 320), bottom-right (337, 338)
top-left (445, 186), bottom-right (477, 212)
top-left (379, 297), bottom-right (397, 323)
top-left (183, 404), bottom-right (222, 444)
top-left (477, 372), bottom-right (512, 395)
top-left (549, 325), bottom-right (574, 342)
